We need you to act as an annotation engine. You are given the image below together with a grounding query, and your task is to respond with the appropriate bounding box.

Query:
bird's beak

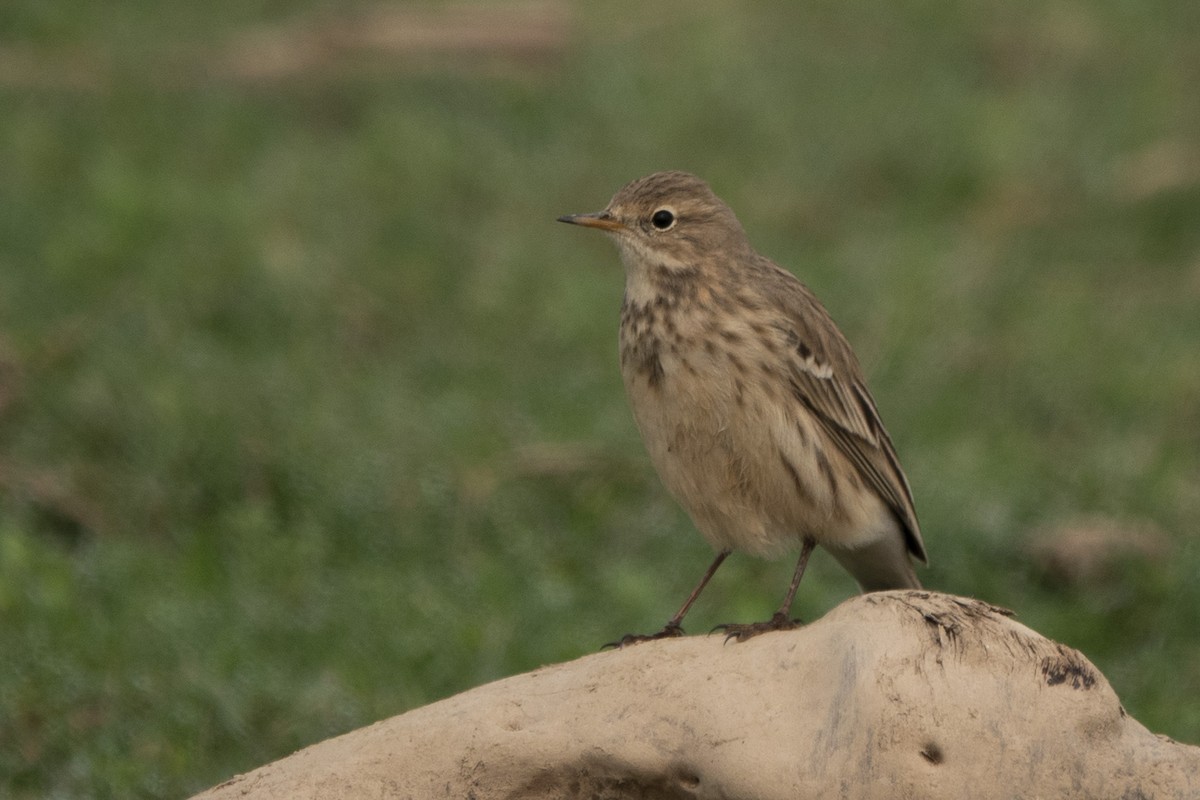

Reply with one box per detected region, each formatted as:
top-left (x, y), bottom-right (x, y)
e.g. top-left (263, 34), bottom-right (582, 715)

top-left (556, 211), bottom-right (625, 232)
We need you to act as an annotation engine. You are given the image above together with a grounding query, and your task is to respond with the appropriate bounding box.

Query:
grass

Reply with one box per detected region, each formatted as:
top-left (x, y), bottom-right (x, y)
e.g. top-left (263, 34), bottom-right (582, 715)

top-left (2, 0), bottom-right (1199, 796)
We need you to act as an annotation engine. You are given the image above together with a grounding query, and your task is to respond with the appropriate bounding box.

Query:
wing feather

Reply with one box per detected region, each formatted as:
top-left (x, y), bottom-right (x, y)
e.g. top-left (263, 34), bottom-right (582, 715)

top-left (763, 263), bottom-right (927, 563)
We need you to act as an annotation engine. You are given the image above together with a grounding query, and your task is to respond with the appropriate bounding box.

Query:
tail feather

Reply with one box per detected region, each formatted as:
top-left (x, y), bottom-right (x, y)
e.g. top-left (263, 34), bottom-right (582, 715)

top-left (825, 536), bottom-right (922, 592)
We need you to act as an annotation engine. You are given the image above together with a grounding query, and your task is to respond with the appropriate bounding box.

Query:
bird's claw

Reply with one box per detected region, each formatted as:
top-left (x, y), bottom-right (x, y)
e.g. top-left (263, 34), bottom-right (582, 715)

top-left (601, 620), bottom-right (685, 649)
top-left (712, 611), bottom-right (803, 643)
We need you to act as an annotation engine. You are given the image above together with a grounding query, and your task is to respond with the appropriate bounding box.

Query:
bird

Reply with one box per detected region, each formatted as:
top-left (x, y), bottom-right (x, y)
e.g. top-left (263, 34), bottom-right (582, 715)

top-left (557, 171), bottom-right (926, 644)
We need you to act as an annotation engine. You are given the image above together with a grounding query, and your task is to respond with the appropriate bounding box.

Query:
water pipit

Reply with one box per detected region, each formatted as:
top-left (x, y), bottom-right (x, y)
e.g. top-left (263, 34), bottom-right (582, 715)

top-left (558, 171), bottom-right (926, 645)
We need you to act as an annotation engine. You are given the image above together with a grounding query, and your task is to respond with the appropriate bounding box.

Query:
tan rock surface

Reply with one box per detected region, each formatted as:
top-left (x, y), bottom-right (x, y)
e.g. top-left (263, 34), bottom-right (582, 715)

top-left (192, 591), bottom-right (1200, 799)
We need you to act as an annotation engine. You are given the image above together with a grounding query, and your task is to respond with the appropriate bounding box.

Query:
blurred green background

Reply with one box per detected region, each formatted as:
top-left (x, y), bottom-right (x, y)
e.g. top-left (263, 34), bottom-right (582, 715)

top-left (2, 0), bottom-right (1199, 796)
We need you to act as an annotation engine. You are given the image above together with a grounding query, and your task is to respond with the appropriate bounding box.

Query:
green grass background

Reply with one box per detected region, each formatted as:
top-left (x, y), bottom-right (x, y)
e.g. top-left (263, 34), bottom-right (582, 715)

top-left (2, 1), bottom-right (1199, 796)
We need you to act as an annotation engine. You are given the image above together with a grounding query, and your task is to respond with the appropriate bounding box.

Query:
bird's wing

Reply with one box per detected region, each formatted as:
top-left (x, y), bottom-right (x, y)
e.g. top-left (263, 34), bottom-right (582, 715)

top-left (768, 269), bottom-right (927, 564)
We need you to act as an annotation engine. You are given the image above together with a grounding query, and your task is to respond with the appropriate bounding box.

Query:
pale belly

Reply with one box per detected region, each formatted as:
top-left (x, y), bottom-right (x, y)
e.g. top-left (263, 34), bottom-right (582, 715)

top-left (622, 346), bottom-right (894, 557)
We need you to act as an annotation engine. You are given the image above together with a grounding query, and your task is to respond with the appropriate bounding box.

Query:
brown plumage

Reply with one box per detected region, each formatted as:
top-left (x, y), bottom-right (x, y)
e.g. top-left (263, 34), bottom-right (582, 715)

top-left (559, 171), bottom-right (926, 643)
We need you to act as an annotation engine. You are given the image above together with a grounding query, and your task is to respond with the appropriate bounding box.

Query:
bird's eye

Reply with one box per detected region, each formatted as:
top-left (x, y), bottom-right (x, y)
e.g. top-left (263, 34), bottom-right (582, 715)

top-left (650, 209), bottom-right (676, 230)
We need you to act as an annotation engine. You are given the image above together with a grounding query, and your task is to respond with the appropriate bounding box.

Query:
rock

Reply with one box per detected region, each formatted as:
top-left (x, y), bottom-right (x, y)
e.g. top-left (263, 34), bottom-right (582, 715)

top-left (191, 591), bottom-right (1200, 799)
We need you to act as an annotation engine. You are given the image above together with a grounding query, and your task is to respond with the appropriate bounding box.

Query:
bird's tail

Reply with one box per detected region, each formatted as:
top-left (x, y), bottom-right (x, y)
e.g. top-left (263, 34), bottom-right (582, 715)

top-left (826, 537), bottom-right (923, 592)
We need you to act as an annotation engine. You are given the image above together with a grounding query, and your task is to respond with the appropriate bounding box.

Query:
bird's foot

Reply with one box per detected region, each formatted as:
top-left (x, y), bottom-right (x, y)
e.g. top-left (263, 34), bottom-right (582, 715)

top-left (601, 620), bottom-right (685, 650)
top-left (713, 611), bottom-right (803, 643)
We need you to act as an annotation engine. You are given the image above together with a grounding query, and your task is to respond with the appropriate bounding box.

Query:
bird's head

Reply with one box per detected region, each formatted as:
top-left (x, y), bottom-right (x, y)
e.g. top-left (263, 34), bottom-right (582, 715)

top-left (558, 171), bottom-right (752, 278)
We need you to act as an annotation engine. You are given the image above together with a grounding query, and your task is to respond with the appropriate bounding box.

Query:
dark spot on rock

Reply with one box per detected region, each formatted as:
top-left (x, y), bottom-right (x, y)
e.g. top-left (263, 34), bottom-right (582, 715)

top-left (675, 767), bottom-right (700, 789)
top-left (1119, 788), bottom-right (1152, 800)
top-left (1041, 649), bottom-right (1097, 690)
top-left (918, 609), bottom-right (963, 648)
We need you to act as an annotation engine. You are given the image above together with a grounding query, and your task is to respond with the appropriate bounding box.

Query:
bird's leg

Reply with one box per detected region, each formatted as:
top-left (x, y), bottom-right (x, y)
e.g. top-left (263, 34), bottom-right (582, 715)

top-left (664, 549), bottom-right (732, 630)
top-left (603, 549), bottom-right (731, 649)
top-left (715, 538), bottom-right (815, 643)
top-left (771, 537), bottom-right (816, 621)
